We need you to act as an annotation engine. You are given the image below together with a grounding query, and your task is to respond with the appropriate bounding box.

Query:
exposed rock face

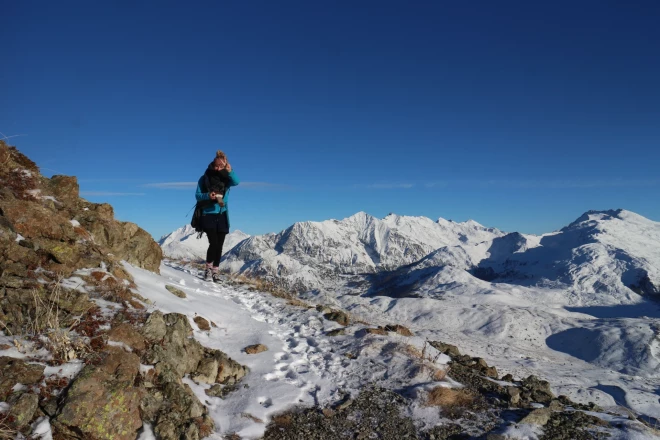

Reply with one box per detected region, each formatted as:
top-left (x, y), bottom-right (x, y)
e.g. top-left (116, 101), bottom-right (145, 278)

top-left (54, 347), bottom-right (145, 440)
top-left (139, 310), bottom-right (245, 438)
top-left (0, 141), bottom-right (162, 278)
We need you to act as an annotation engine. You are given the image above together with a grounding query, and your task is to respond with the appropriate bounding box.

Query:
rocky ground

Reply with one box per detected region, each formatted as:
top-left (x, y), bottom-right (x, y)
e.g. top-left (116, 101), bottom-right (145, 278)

top-left (1, 141), bottom-right (658, 439)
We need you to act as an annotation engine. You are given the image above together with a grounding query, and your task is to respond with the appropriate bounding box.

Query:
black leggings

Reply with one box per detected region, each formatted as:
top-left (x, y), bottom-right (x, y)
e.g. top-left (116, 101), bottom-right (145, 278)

top-left (205, 228), bottom-right (227, 267)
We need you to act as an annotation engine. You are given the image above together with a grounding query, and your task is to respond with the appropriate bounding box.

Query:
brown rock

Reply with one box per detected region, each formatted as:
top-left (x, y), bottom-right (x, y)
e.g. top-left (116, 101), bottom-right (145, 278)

top-left (429, 341), bottom-right (461, 358)
top-left (244, 344), bottom-right (268, 354)
top-left (1, 200), bottom-right (76, 242)
top-left (384, 324), bottom-right (414, 337)
top-left (365, 328), bottom-right (387, 335)
top-left (108, 323), bottom-right (147, 352)
top-left (193, 316), bottom-right (210, 331)
top-left (78, 204), bottom-right (162, 273)
top-left (48, 175), bottom-right (80, 208)
top-left (210, 349), bottom-right (248, 384)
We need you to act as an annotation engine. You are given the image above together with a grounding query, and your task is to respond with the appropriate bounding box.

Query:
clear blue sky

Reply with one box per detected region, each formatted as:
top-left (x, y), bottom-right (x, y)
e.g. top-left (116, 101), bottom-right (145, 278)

top-left (2, 1), bottom-right (659, 239)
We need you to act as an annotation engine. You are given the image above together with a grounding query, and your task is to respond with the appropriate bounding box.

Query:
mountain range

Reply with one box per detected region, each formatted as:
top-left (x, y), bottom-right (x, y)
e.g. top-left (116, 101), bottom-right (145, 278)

top-left (160, 209), bottom-right (659, 302)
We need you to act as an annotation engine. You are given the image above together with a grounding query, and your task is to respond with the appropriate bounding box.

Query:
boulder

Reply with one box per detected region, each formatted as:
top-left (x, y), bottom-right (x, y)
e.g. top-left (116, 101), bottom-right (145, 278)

top-left (108, 323), bottom-right (147, 352)
top-left (54, 347), bottom-right (144, 440)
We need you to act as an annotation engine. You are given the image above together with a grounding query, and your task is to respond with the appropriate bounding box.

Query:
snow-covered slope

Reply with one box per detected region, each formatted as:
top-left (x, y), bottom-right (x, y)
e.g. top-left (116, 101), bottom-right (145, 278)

top-left (159, 224), bottom-right (249, 260)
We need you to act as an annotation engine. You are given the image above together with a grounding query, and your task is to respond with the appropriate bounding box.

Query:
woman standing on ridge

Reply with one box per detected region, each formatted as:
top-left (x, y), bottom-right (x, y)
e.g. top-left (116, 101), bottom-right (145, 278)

top-left (195, 150), bottom-right (240, 282)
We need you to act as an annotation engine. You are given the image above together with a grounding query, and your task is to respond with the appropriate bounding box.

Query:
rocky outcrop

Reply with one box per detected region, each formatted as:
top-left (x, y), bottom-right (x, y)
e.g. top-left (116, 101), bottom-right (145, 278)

top-left (0, 141), bottom-right (162, 277)
top-left (140, 311), bottom-right (246, 438)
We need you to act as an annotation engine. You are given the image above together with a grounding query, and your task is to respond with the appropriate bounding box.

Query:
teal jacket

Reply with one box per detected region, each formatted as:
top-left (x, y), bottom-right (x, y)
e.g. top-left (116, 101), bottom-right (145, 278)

top-left (195, 170), bottom-right (240, 225)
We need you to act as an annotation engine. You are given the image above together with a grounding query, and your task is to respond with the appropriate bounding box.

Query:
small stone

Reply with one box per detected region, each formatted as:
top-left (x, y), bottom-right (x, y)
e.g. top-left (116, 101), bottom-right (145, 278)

top-left (502, 374), bottom-right (514, 382)
top-left (193, 316), bottom-right (211, 331)
top-left (326, 329), bottom-right (346, 336)
top-left (244, 344), bottom-right (268, 355)
top-left (384, 324), bottom-right (414, 337)
top-left (165, 285), bottom-right (186, 298)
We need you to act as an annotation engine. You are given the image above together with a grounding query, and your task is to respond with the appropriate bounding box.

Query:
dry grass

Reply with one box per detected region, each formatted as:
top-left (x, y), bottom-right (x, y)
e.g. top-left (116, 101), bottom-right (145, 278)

top-left (270, 413), bottom-right (293, 427)
top-left (24, 279), bottom-right (96, 364)
top-left (0, 415), bottom-right (18, 440)
top-left (426, 386), bottom-right (474, 409)
top-left (229, 273), bottom-right (312, 308)
top-left (241, 413), bottom-right (264, 424)
top-left (401, 341), bottom-right (449, 382)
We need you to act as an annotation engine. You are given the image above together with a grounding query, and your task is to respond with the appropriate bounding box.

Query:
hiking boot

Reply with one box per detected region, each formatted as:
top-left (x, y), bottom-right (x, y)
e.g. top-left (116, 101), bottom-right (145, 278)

top-left (212, 271), bottom-right (222, 283)
top-left (203, 268), bottom-right (213, 282)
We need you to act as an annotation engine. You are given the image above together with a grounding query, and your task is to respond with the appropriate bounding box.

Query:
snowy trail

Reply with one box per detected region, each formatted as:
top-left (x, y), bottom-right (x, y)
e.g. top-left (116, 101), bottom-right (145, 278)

top-left (128, 262), bottom-right (408, 439)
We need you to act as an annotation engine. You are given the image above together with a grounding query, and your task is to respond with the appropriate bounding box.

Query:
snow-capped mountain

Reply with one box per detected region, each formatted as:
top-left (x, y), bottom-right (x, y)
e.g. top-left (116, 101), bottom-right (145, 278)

top-left (159, 224), bottom-right (249, 260)
top-left (219, 212), bottom-right (504, 291)
top-left (477, 209), bottom-right (660, 300)
top-left (216, 209), bottom-right (659, 301)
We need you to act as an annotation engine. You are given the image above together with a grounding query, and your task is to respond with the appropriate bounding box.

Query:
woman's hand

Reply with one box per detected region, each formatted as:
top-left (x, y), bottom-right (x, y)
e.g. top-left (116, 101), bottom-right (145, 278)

top-left (225, 161), bottom-right (232, 172)
top-left (209, 191), bottom-right (216, 200)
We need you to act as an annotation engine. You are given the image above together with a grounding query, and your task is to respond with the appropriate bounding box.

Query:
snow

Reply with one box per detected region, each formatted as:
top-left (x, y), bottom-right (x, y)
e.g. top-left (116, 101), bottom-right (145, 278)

top-left (126, 262), bottom-right (455, 439)
top-left (30, 417), bottom-right (53, 440)
top-left (69, 219), bottom-right (80, 227)
top-left (43, 360), bottom-right (85, 379)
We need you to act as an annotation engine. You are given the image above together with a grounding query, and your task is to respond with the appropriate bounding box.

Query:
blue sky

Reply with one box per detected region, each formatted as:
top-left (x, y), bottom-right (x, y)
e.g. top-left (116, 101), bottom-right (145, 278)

top-left (2, 1), bottom-right (659, 239)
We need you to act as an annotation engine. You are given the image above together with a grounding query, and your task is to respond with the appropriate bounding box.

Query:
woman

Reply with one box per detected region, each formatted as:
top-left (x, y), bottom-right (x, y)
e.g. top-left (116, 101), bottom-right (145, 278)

top-left (195, 150), bottom-right (240, 282)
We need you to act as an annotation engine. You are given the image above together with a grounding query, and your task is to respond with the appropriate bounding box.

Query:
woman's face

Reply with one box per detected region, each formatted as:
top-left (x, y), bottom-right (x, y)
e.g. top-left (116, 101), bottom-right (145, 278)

top-left (213, 157), bottom-right (227, 170)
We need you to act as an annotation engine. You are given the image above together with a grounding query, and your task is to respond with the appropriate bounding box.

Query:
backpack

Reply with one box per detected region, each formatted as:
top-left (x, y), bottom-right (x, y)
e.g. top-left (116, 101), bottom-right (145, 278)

top-left (190, 202), bottom-right (205, 238)
top-left (190, 174), bottom-right (212, 238)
